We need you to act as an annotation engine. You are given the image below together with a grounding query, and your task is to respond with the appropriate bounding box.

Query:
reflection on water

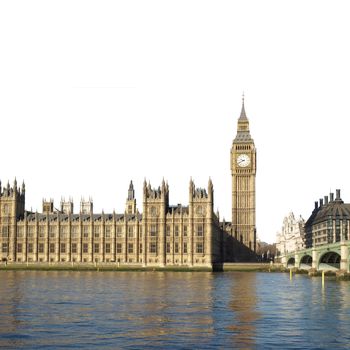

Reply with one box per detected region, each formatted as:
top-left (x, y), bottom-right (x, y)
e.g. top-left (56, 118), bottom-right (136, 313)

top-left (228, 273), bottom-right (260, 348)
top-left (0, 271), bottom-right (350, 349)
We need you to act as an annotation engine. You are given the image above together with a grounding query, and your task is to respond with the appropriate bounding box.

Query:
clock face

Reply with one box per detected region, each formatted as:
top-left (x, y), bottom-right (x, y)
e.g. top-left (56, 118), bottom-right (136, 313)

top-left (237, 154), bottom-right (250, 167)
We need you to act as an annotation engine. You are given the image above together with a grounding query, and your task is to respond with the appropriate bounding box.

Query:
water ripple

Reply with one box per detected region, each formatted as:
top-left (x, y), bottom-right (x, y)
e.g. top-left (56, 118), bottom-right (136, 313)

top-left (0, 271), bottom-right (349, 349)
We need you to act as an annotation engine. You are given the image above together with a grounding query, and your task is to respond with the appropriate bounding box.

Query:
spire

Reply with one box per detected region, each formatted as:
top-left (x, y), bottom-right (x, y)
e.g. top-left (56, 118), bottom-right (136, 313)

top-left (22, 180), bottom-right (25, 192)
top-left (239, 93), bottom-right (248, 121)
top-left (143, 178), bottom-right (147, 196)
top-left (234, 94), bottom-right (252, 140)
top-left (208, 177), bottom-right (213, 191)
top-left (128, 180), bottom-right (135, 200)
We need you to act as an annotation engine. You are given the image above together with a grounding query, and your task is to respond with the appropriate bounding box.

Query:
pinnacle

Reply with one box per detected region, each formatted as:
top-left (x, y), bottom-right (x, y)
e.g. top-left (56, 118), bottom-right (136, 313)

top-left (239, 96), bottom-right (248, 121)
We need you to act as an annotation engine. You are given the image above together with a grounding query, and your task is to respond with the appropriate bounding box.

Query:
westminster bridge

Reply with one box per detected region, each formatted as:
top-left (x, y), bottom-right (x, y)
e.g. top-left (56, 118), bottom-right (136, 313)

top-left (280, 240), bottom-right (350, 272)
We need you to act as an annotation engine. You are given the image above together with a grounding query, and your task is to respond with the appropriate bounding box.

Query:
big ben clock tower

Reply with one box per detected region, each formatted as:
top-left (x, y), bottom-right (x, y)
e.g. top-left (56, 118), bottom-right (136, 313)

top-left (231, 96), bottom-right (257, 252)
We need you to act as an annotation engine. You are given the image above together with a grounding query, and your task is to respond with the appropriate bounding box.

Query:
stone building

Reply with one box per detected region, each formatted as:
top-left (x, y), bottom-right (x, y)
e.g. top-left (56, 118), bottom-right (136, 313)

top-left (0, 99), bottom-right (257, 266)
top-left (0, 178), bottom-right (222, 267)
top-left (230, 97), bottom-right (257, 252)
top-left (304, 189), bottom-right (350, 248)
top-left (276, 212), bottom-right (305, 256)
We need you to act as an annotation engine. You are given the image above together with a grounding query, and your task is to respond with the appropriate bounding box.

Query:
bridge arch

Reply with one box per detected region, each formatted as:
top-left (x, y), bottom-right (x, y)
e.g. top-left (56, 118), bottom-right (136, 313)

top-left (299, 254), bottom-right (312, 270)
top-left (318, 251), bottom-right (341, 271)
top-left (287, 257), bottom-right (295, 268)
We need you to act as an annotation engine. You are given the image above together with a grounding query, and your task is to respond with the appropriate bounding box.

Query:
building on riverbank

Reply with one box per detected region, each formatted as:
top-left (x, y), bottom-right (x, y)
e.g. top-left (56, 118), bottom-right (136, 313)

top-left (276, 212), bottom-right (305, 256)
top-left (0, 99), bottom-right (258, 267)
top-left (0, 178), bottom-right (223, 267)
top-left (304, 189), bottom-right (350, 248)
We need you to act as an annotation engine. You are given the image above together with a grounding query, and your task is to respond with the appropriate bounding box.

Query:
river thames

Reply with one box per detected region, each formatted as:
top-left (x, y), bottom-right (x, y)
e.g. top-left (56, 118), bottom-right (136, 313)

top-left (0, 271), bottom-right (349, 349)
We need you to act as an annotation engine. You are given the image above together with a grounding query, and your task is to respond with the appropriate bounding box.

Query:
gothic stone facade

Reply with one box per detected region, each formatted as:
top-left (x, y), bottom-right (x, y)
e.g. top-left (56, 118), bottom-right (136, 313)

top-left (0, 100), bottom-right (257, 266)
top-left (276, 212), bottom-right (305, 256)
top-left (0, 179), bottom-right (221, 267)
top-left (230, 98), bottom-right (257, 252)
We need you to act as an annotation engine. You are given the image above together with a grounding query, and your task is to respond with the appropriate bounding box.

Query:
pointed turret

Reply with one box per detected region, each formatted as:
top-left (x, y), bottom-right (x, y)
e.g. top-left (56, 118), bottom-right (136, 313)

top-left (189, 177), bottom-right (194, 197)
top-left (208, 177), bottom-right (214, 207)
top-left (143, 178), bottom-right (147, 196)
top-left (126, 180), bottom-right (137, 214)
top-left (208, 177), bottom-right (213, 192)
top-left (235, 94), bottom-right (251, 137)
top-left (128, 180), bottom-right (135, 200)
top-left (239, 94), bottom-right (248, 121)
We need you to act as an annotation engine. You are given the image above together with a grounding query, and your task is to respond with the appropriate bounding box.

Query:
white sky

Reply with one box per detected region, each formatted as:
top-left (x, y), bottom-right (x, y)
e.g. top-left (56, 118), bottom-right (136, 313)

top-left (1, 1), bottom-right (350, 244)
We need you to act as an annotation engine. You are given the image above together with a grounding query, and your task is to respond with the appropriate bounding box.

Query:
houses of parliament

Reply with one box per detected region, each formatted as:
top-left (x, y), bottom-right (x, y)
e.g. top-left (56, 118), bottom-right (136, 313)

top-left (0, 99), bottom-right (257, 267)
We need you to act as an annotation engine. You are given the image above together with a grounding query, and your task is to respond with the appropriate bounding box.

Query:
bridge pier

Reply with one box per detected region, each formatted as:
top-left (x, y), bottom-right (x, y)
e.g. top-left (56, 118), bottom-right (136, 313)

top-left (312, 249), bottom-right (318, 270)
top-left (340, 241), bottom-right (349, 272)
top-left (294, 253), bottom-right (300, 269)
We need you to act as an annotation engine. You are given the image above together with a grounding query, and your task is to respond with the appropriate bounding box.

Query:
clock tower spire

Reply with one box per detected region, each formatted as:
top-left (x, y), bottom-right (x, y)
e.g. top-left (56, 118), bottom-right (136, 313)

top-left (231, 97), bottom-right (257, 252)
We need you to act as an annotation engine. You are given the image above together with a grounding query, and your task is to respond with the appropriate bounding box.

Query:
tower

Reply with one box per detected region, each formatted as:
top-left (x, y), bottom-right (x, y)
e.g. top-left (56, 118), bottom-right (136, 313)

top-left (231, 97), bottom-right (257, 252)
top-left (142, 179), bottom-right (169, 266)
top-left (125, 180), bottom-right (137, 214)
top-left (0, 179), bottom-right (25, 261)
top-left (80, 198), bottom-right (93, 215)
top-left (61, 197), bottom-right (74, 214)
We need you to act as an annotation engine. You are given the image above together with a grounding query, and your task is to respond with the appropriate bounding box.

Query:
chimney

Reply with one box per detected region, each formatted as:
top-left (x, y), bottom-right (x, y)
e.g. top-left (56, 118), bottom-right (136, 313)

top-left (319, 198), bottom-right (323, 207)
top-left (330, 192), bottom-right (334, 202)
top-left (336, 189), bottom-right (341, 200)
top-left (324, 196), bottom-right (329, 205)
top-left (314, 201), bottom-right (318, 210)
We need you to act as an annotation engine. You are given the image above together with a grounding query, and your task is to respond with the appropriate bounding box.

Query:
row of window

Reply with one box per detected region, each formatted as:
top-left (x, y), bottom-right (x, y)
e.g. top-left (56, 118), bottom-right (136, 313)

top-left (165, 225), bottom-right (203, 236)
top-left (1, 224), bottom-right (205, 238)
top-left (313, 220), bottom-right (350, 230)
top-left (1, 242), bottom-right (204, 254)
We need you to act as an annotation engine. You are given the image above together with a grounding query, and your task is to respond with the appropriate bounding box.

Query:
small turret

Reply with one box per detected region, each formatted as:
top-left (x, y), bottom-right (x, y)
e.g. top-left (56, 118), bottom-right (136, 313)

top-left (42, 199), bottom-right (54, 214)
top-left (143, 178), bottom-right (147, 196)
top-left (126, 180), bottom-right (137, 214)
top-left (80, 197), bottom-right (93, 215)
top-left (208, 177), bottom-right (214, 204)
top-left (208, 177), bottom-right (213, 192)
top-left (61, 197), bottom-right (74, 214)
top-left (128, 180), bottom-right (135, 200)
top-left (189, 178), bottom-right (194, 197)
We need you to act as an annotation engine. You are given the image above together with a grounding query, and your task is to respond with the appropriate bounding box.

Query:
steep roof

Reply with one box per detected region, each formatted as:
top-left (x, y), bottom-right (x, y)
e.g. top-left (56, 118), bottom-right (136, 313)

top-left (233, 96), bottom-right (253, 143)
top-left (238, 98), bottom-right (248, 121)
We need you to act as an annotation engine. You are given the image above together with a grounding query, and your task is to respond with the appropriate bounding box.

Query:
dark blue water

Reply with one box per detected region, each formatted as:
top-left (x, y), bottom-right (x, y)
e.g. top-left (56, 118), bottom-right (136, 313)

top-left (0, 271), bottom-right (349, 349)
